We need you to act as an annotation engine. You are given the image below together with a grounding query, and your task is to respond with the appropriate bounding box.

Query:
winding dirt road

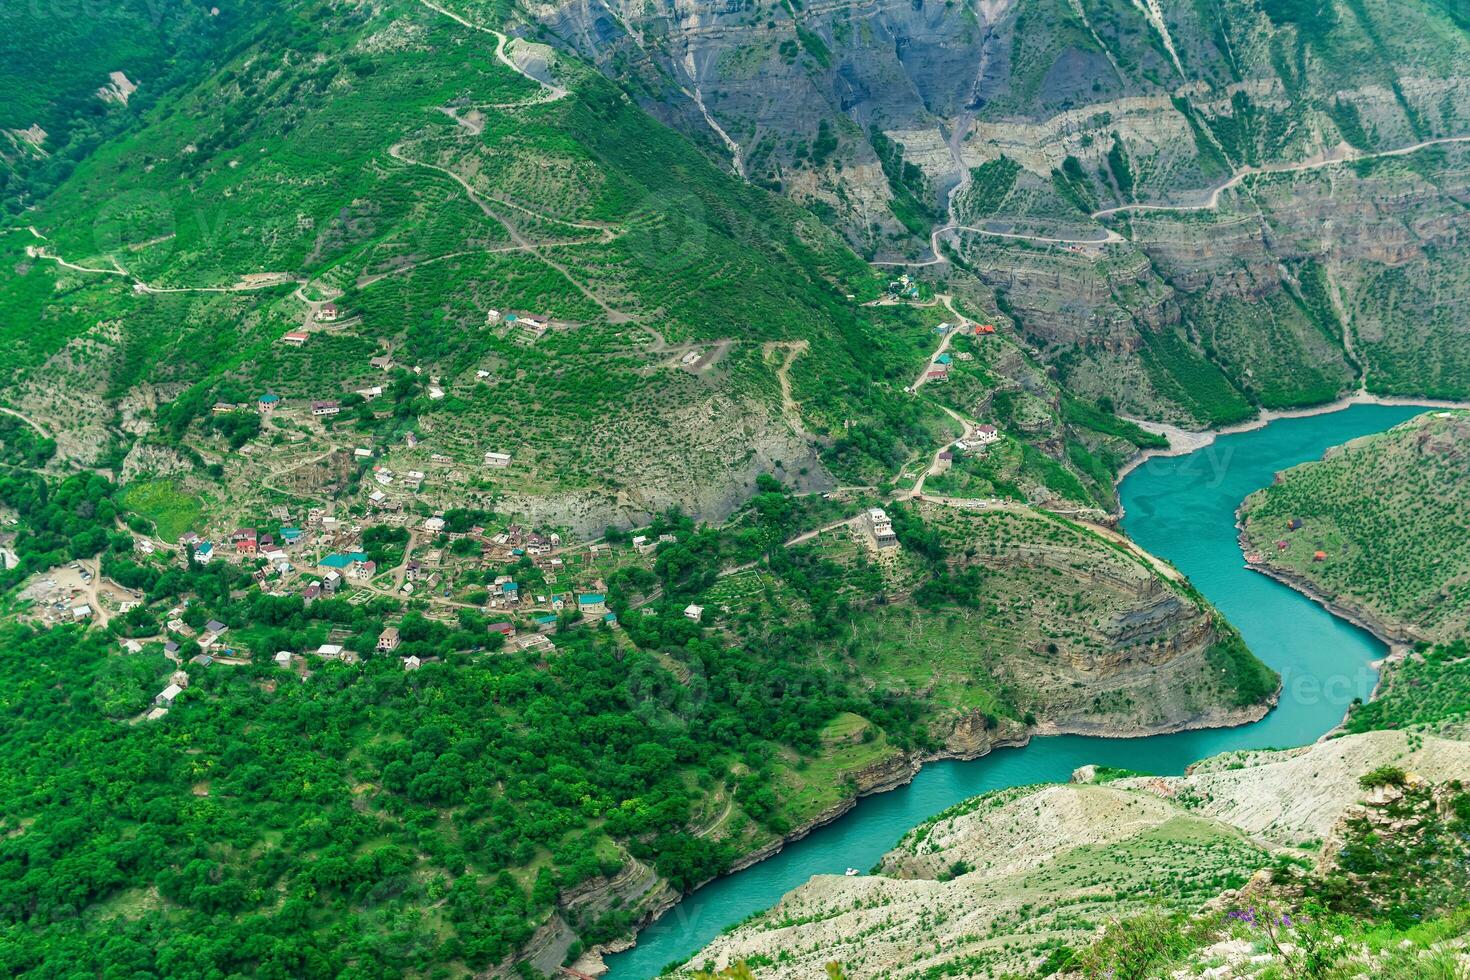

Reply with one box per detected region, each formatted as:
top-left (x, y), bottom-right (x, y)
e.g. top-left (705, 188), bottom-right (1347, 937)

top-left (1093, 134), bottom-right (1470, 219)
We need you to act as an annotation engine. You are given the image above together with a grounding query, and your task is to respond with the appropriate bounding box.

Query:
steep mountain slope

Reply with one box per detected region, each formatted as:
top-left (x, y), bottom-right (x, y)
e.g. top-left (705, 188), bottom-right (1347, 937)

top-left (1239, 409), bottom-right (1470, 643)
top-left (530, 0), bottom-right (1470, 423)
top-left (0, 0), bottom-right (982, 531)
top-left (0, 0), bottom-right (275, 213)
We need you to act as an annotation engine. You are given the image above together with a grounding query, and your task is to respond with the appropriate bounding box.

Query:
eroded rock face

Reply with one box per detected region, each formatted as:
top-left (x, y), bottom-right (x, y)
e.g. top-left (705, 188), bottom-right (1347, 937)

top-left (533, 0), bottom-right (1470, 420)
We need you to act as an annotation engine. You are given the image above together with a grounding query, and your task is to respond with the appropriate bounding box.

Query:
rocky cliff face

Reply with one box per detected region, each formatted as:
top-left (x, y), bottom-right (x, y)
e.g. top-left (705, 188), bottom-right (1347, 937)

top-left (528, 0), bottom-right (1470, 421)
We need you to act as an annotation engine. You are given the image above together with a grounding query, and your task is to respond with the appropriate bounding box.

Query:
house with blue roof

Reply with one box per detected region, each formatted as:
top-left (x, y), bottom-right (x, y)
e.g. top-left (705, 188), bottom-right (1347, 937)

top-left (578, 593), bottom-right (607, 615)
top-left (257, 393), bottom-right (281, 413)
top-left (318, 551), bottom-right (368, 570)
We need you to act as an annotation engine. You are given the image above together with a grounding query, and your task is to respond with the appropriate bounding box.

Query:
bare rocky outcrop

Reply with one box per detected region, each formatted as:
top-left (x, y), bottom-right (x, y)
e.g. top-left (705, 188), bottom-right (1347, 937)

top-left (682, 731), bottom-right (1470, 978)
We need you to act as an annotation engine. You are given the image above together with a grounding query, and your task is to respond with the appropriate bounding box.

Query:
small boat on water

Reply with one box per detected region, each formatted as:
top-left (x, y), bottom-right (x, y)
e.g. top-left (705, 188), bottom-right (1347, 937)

top-left (844, 868), bottom-right (860, 876)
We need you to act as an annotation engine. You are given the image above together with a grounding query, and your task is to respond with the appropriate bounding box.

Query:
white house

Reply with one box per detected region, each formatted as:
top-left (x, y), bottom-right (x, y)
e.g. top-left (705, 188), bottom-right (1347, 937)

top-left (484, 451), bottom-right (512, 468)
top-left (866, 508), bottom-right (898, 550)
top-left (155, 683), bottom-right (183, 707)
top-left (683, 604), bottom-right (704, 622)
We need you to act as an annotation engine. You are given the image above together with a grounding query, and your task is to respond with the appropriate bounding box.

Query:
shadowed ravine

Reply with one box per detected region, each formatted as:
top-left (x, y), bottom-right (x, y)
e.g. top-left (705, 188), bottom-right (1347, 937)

top-left (603, 401), bottom-right (1431, 979)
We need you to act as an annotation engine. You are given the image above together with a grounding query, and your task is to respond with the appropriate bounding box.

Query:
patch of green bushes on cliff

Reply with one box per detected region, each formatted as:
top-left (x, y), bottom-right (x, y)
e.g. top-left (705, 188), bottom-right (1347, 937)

top-left (1138, 328), bottom-right (1255, 427)
top-left (1206, 630), bottom-right (1281, 708)
top-left (1344, 640), bottom-right (1470, 733)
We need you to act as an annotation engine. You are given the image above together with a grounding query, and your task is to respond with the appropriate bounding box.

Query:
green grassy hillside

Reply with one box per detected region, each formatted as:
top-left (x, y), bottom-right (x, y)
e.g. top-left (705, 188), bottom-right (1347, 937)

top-left (0, 0), bottom-right (983, 519)
top-left (1239, 410), bottom-right (1470, 642)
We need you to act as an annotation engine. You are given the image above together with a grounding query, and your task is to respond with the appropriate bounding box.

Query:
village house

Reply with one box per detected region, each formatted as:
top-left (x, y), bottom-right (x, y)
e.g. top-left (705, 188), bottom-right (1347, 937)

top-left (377, 627), bottom-right (401, 653)
top-left (213, 402), bottom-right (242, 414)
top-left (274, 650), bottom-right (293, 667)
top-left (356, 385), bottom-right (384, 400)
top-left (354, 447), bottom-right (373, 459)
top-left (632, 535), bottom-right (654, 554)
top-left (866, 508), bottom-right (899, 550)
top-left (403, 655), bottom-right (421, 671)
top-left (534, 614), bottom-right (558, 633)
top-left (971, 424), bottom-right (1000, 446)
top-left (257, 393), bottom-right (280, 413)
top-left (155, 683), bottom-right (183, 707)
top-left (205, 619), bottom-right (228, 636)
top-left (932, 451), bottom-right (953, 475)
top-left (322, 570), bottom-right (342, 593)
top-left (230, 529), bottom-right (258, 554)
top-left (195, 540), bottom-right (215, 564)
top-left (488, 622), bottom-right (517, 639)
top-left (514, 633), bottom-right (555, 654)
top-left (311, 400), bottom-right (340, 416)
top-left (370, 354), bottom-right (393, 371)
top-left (683, 604), bottom-right (704, 622)
top-left (484, 451), bottom-right (512, 468)
top-left (281, 331), bottom-right (309, 347)
top-left (316, 302), bottom-right (340, 323)
top-left (578, 593), bottom-right (607, 616)
top-left (315, 643), bottom-right (344, 659)
top-left (349, 559), bottom-right (377, 581)
top-left (319, 551), bottom-right (368, 573)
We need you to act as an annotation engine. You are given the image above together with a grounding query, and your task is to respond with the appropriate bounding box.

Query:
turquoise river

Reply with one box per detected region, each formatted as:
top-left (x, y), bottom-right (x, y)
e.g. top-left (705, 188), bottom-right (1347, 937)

top-left (604, 402), bottom-right (1430, 978)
